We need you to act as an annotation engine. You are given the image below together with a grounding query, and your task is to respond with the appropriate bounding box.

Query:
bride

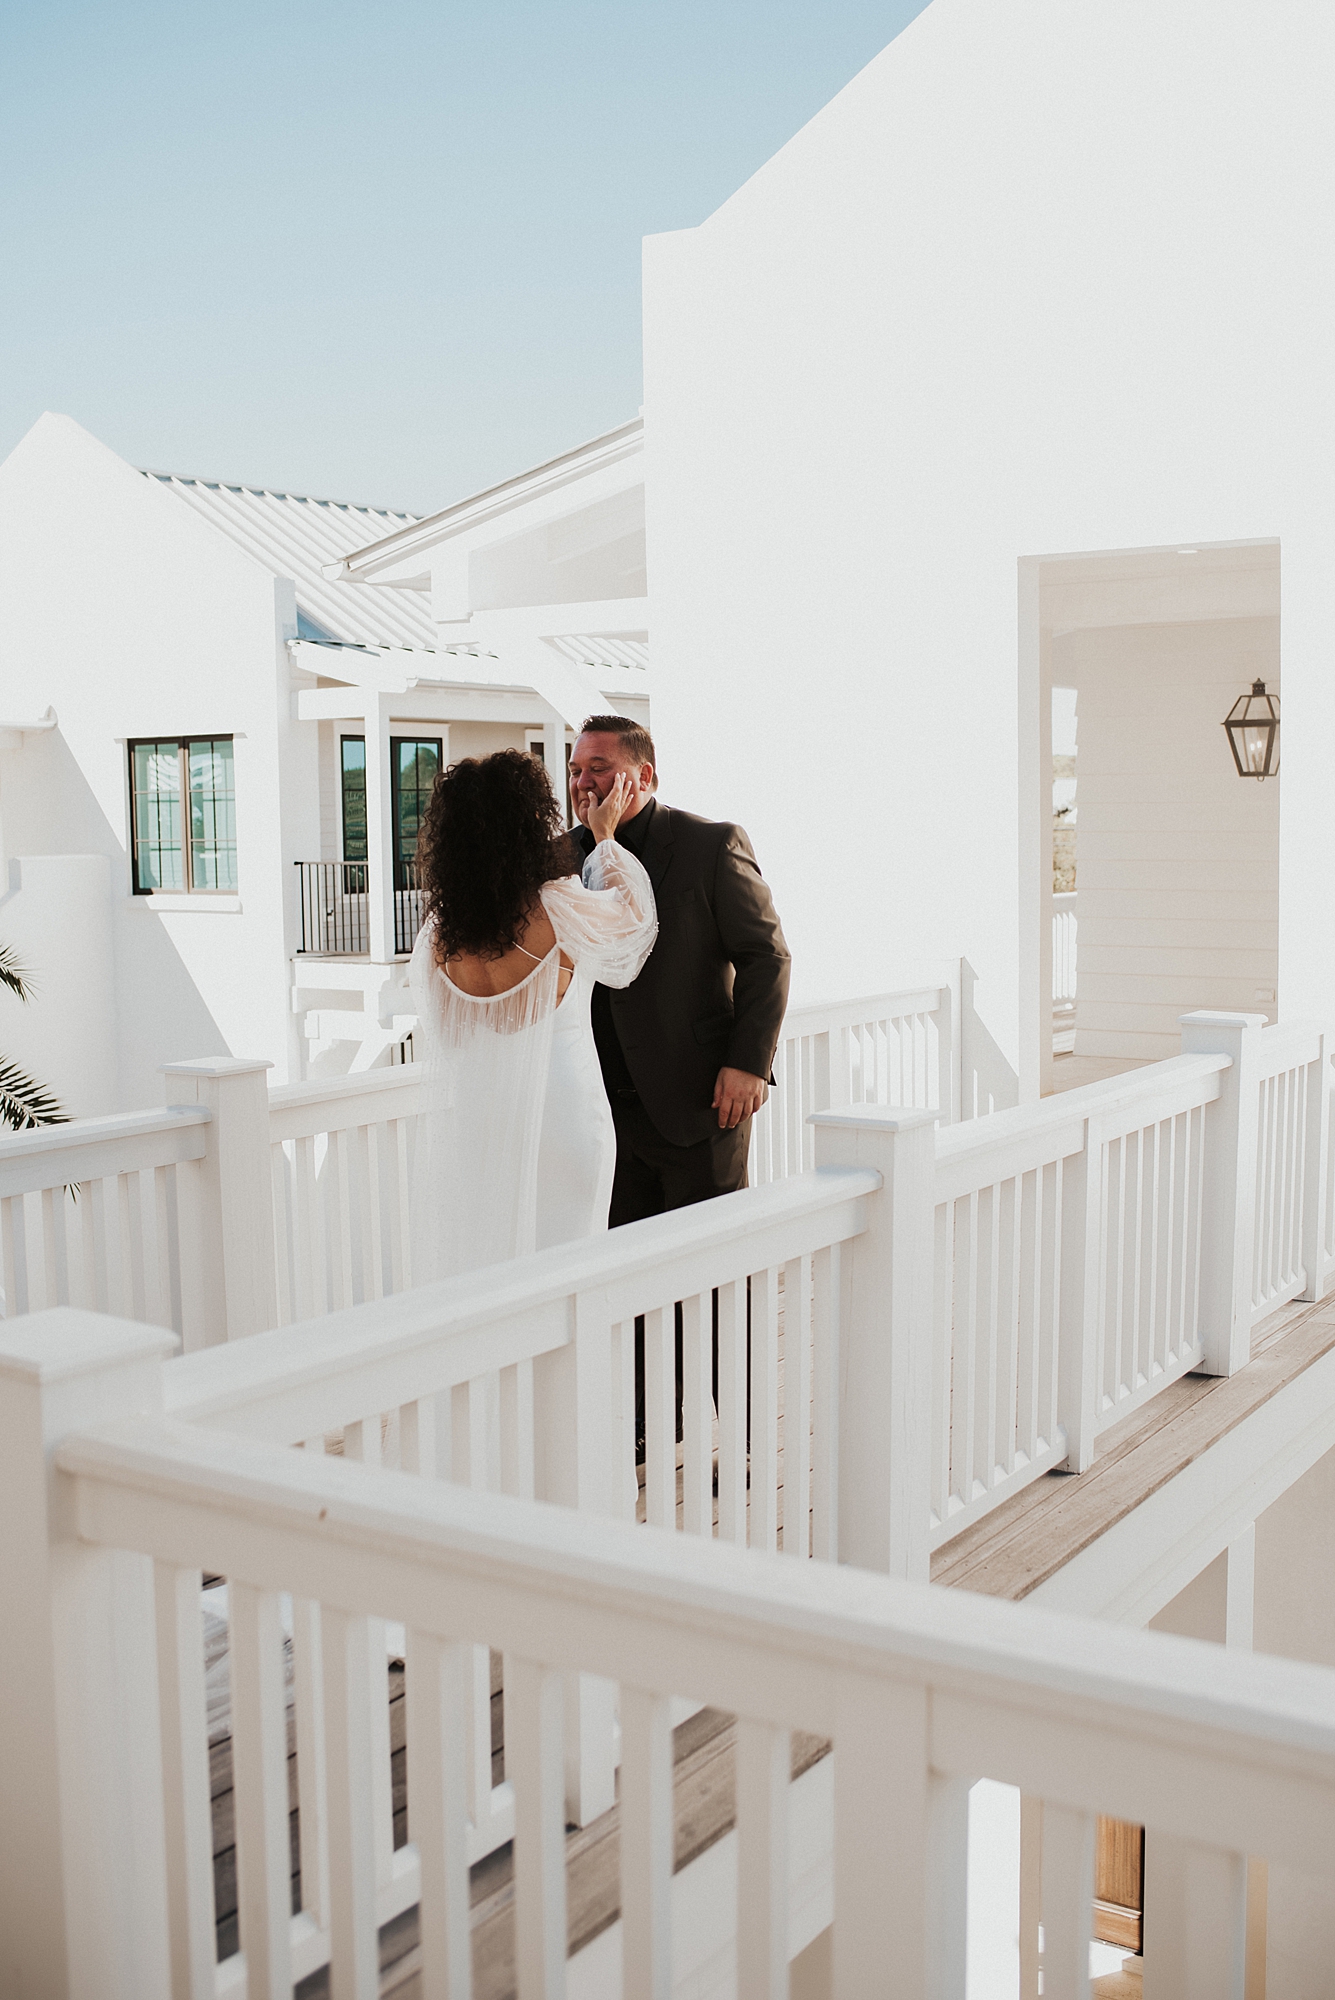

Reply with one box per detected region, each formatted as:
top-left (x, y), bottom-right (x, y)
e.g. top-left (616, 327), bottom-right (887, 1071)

top-left (408, 747), bottom-right (657, 1280)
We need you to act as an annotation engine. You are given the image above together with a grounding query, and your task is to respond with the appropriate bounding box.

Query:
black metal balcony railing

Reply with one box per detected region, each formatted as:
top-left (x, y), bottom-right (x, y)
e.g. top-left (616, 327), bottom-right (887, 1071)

top-left (394, 858), bottom-right (424, 956)
top-left (296, 861), bottom-right (367, 954)
top-left (295, 861), bottom-right (427, 957)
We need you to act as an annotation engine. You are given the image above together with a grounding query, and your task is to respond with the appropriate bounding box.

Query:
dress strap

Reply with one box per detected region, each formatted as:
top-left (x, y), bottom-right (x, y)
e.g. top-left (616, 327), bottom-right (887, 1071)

top-left (511, 941), bottom-right (546, 963)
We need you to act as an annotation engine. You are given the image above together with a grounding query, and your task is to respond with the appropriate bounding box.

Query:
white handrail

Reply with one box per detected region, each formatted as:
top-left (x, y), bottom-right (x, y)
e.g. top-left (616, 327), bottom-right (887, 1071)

top-left (267, 1064), bottom-right (428, 1144)
top-left (0, 1104), bottom-right (209, 1196)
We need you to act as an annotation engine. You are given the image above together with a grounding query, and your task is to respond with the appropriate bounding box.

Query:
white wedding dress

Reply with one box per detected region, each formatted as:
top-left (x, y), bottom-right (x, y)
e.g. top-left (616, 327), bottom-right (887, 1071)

top-left (408, 840), bottom-right (657, 1281)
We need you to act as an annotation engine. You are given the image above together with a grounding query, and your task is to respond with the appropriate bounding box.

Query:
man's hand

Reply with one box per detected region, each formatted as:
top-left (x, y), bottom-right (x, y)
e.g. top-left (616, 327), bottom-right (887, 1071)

top-left (712, 1066), bottom-right (767, 1130)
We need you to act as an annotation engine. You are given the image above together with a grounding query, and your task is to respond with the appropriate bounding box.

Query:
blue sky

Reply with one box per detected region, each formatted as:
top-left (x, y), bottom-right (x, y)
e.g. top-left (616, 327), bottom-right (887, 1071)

top-left (2, 2), bottom-right (929, 513)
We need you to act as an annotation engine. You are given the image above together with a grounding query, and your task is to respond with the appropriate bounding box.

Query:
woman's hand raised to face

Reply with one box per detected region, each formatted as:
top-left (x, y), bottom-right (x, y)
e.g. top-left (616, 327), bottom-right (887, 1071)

top-left (586, 771), bottom-right (633, 844)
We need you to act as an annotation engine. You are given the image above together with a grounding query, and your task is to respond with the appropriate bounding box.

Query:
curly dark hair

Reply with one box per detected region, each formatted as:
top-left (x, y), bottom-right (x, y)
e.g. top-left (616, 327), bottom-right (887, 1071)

top-left (416, 748), bottom-right (575, 962)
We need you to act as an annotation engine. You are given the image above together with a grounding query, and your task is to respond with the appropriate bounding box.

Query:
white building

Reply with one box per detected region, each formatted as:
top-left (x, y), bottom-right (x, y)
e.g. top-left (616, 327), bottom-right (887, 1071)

top-left (642, 0), bottom-right (1329, 1100)
top-left (0, 413), bottom-right (648, 1110)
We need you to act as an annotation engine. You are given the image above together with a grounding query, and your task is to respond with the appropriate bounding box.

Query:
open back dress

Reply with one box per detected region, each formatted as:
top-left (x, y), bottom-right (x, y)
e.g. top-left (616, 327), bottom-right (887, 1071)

top-left (408, 839), bottom-right (657, 1281)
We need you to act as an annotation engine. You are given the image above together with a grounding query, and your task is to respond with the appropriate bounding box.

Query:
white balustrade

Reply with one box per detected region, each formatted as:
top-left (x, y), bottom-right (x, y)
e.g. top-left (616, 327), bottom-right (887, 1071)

top-left (8, 1311), bottom-right (1335, 1999)
top-left (0, 980), bottom-right (965, 1345)
top-left (0, 1103), bottom-right (210, 1340)
top-left (266, 1066), bottom-right (429, 1324)
top-left (1053, 892), bottom-right (1078, 1010)
top-left (149, 1151), bottom-right (893, 1925)
top-left (1251, 1019), bottom-right (1330, 1323)
top-left (749, 978), bottom-right (959, 1184)
top-left (929, 1051), bottom-right (1229, 1536)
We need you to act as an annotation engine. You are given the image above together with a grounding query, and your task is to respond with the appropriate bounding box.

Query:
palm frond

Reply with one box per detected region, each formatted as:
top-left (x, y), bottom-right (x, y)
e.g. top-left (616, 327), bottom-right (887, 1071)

top-left (0, 1057), bottom-right (66, 1131)
top-left (0, 944), bottom-right (32, 1003)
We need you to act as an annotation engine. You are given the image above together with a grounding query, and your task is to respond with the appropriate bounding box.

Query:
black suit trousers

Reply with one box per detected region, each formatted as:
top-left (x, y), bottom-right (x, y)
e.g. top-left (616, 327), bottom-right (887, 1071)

top-left (608, 1095), bottom-right (751, 1450)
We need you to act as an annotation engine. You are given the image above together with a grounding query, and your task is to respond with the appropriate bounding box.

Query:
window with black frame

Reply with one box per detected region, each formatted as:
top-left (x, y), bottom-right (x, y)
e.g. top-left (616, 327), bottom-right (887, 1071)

top-left (129, 737), bottom-right (237, 892)
top-left (390, 737), bottom-right (441, 886)
top-left (340, 735), bottom-right (367, 863)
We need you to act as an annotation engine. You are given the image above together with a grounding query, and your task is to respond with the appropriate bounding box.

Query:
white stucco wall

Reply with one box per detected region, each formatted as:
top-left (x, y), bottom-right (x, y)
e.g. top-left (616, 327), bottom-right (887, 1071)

top-left (0, 855), bottom-right (117, 1117)
top-left (643, 0), bottom-right (1335, 1081)
top-left (0, 414), bottom-right (301, 1104)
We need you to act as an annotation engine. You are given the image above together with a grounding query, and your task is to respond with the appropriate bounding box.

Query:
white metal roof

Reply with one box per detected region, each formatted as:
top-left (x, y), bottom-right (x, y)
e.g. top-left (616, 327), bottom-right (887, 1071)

top-left (545, 633), bottom-right (649, 673)
top-left (145, 472), bottom-right (437, 650)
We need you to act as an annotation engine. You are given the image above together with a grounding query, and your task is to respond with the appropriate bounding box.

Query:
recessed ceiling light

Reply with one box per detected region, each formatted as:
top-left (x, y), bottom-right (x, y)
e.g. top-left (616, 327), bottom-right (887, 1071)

top-left (1177, 547), bottom-right (1199, 555)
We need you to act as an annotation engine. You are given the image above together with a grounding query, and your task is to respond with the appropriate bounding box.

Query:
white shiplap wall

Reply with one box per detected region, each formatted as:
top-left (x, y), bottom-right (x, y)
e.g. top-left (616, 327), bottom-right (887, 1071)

top-left (1056, 615), bottom-right (1280, 1060)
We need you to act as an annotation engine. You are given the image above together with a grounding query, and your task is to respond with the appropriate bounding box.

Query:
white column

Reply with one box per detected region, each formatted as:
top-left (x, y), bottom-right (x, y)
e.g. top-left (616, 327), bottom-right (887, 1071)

top-left (162, 1057), bottom-right (276, 1344)
top-left (811, 1106), bottom-right (937, 1579)
top-left (539, 704), bottom-right (567, 823)
top-left (0, 1308), bottom-right (176, 2000)
top-left (1179, 1011), bottom-right (1266, 1376)
top-left (364, 692), bottom-right (397, 963)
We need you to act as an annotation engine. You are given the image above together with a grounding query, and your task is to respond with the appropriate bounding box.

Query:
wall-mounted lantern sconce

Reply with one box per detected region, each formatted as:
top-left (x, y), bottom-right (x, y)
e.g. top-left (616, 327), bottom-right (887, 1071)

top-left (1223, 680), bottom-right (1280, 779)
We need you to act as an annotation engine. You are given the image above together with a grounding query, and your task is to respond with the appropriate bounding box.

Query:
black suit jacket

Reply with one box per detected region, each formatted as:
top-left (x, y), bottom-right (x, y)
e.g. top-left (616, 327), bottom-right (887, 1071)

top-left (577, 803), bottom-right (791, 1149)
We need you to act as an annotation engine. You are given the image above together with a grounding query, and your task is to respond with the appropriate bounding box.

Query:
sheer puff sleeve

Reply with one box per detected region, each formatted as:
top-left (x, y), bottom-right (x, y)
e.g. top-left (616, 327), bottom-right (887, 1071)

top-left (541, 840), bottom-right (658, 988)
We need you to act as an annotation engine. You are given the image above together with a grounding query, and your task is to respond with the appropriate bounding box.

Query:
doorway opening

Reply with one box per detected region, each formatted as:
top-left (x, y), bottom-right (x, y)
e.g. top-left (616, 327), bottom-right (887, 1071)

top-left (1021, 540), bottom-right (1281, 1098)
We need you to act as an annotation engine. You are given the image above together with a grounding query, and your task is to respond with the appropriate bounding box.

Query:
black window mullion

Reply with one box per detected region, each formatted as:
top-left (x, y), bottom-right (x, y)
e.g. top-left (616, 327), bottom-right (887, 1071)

top-left (181, 742), bottom-right (194, 891)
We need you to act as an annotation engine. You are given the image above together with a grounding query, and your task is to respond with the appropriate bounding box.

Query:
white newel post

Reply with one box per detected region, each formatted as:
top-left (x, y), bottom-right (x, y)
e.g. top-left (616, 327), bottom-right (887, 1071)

top-left (0, 1308), bottom-right (175, 2000)
top-left (162, 1058), bottom-right (276, 1345)
top-left (1178, 1012), bottom-right (1266, 1376)
top-left (811, 1106), bottom-right (936, 1580)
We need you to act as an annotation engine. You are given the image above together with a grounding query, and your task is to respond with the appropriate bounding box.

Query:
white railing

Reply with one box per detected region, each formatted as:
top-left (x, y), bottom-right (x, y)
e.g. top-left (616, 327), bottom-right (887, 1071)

top-left (0, 1104), bottom-right (209, 1336)
top-left (159, 1147), bottom-right (893, 1917)
top-left (11, 1307), bottom-right (1335, 1999)
top-left (0, 978), bottom-right (975, 1346)
top-left (930, 1052), bottom-right (1228, 1544)
top-left (1250, 1018), bottom-right (1327, 1327)
top-left (1053, 891), bottom-right (1077, 1009)
top-left (749, 980), bottom-right (958, 1184)
top-left (267, 1066), bottom-right (428, 1324)
top-left (5, 1019), bottom-right (1332, 1537)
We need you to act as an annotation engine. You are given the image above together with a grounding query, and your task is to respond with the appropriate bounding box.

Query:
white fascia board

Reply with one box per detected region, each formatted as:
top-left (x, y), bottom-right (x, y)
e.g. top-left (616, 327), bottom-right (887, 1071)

top-left (325, 422), bottom-right (643, 585)
top-left (296, 683), bottom-right (548, 726)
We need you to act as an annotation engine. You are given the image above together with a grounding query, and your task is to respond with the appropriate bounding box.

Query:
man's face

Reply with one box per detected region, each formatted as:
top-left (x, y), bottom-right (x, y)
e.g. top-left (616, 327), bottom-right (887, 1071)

top-left (568, 732), bottom-right (655, 829)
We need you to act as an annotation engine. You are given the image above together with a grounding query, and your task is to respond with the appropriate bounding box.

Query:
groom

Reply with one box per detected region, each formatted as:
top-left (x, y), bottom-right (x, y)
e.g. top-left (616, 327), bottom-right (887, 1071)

top-left (568, 715), bottom-right (791, 1222)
